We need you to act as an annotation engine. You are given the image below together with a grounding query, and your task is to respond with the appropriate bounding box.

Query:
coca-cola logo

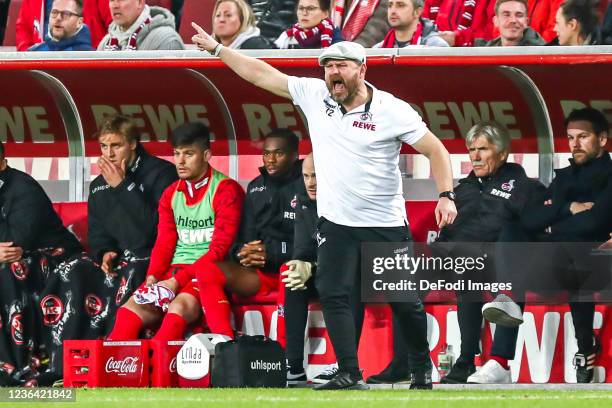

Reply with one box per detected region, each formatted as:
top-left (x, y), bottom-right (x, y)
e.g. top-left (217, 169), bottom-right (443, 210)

top-left (84, 294), bottom-right (103, 317)
top-left (40, 295), bottom-right (64, 326)
top-left (10, 261), bottom-right (28, 281)
top-left (10, 313), bottom-right (23, 345)
top-left (169, 357), bottom-right (177, 373)
top-left (105, 356), bottom-right (139, 374)
top-left (115, 277), bottom-right (127, 305)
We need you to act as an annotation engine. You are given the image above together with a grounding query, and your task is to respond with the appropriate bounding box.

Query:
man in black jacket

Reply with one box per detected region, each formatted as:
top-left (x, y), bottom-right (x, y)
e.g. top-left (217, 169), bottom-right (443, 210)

top-left (482, 108), bottom-right (611, 383)
top-left (0, 141), bottom-right (82, 385)
top-left (366, 122), bottom-right (545, 385)
top-left (87, 114), bottom-right (178, 276)
top-left (233, 129), bottom-right (303, 276)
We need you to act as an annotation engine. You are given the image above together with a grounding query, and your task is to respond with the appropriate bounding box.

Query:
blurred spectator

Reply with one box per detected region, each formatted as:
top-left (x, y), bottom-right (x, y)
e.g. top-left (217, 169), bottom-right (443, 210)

top-left (426, 0), bottom-right (486, 46)
top-left (98, 0), bottom-right (184, 50)
top-left (553, 0), bottom-right (611, 44)
top-left (274, 0), bottom-right (342, 49)
top-left (0, 0), bottom-right (9, 44)
top-left (250, 0), bottom-right (298, 41)
top-left (332, 0), bottom-right (391, 47)
top-left (15, 0), bottom-right (110, 51)
top-left (485, 0), bottom-right (545, 45)
top-left (212, 0), bottom-right (275, 49)
top-left (29, 0), bottom-right (94, 51)
top-left (528, 0), bottom-right (564, 43)
top-left (374, 0), bottom-right (449, 47)
top-left (84, 0), bottom-right (112, 48)
top-left (16, 0), bottom-right (53, 50)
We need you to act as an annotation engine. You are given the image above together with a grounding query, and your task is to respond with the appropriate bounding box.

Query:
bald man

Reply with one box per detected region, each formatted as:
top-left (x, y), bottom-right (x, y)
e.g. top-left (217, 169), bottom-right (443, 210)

top-left (279, 154), bottom-right (364, 386)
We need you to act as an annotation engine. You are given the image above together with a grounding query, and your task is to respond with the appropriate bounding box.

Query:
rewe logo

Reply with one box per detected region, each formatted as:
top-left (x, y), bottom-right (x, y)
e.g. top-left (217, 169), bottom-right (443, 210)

top-left (105, 356), bottom-right (139, 374)
top-left (250, 360), bottom-right (282, 372)
top-left (352, 121), bottom-right (376, 131)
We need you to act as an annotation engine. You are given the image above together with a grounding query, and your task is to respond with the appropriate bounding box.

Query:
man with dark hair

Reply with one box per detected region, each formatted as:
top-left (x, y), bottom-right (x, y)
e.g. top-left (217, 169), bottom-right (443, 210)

top-left (482, 107), bottom-right (611, 383)
top-left (29, 0), bottom-right (94, 51)
top-left (107, 122), bottom-right (244, 341)
top-left (374, 0), bottom-right (449, 47)
top-left (0, 141), bottom-right (82, 385)
top-left (155, 128), bottom-right (303, 341)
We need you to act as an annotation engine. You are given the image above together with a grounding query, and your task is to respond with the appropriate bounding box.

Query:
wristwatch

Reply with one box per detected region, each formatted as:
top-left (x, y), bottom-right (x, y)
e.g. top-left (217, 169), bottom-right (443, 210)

top-left (439, 191), bottom-right (456, 201)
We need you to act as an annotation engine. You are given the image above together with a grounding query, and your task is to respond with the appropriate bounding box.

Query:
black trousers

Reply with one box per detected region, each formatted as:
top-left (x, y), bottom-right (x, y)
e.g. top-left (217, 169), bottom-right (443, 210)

top-left (284, 276), bottom-right (364, 366)
top-left (392, 295), bottom-right (522, 366)
top-left (315, 218), bottom-right (430, 374)
top-left (495, 223), bottom-right (600, 354)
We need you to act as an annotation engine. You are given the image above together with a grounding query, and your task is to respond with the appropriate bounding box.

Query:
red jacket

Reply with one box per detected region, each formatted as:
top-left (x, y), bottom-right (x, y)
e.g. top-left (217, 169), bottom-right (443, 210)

top-left (83, 0), bottom-right (112, 48)
top-left (423, 0), bottom-right (485, 46)
top-left (146, 167), bottom-right (245, 288)
top-left (459, 0), bottom-right (496, 46)
top-left (528, 0), bottom-right (563, 43)
top-left (16, 0), bottom-right (111, 51)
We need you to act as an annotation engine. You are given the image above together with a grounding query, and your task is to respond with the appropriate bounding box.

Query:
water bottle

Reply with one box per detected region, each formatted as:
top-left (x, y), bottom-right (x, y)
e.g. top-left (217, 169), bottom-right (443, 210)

top-left (437, 344), bottom-right (455, 378)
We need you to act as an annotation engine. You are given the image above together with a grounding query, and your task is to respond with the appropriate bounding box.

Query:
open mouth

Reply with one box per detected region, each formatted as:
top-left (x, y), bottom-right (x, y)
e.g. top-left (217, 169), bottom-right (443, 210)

top-left (332, 80), bottom-right (345, 92)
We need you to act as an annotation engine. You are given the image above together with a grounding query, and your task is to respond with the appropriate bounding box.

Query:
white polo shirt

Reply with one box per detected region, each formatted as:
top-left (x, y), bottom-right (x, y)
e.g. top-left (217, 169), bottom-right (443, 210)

top-left (288, 76), bottom-right (428, 227)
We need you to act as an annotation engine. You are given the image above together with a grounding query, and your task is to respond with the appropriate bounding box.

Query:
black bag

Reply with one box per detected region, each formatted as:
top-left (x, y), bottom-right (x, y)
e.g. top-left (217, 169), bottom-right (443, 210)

top-left (211, 335), bottom-right (286, 388)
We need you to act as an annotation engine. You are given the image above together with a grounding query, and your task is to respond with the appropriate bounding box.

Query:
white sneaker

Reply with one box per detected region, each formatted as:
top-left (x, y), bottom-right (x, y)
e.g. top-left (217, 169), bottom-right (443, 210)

top-left (482, 294), bottom-right (523, 327)
top-left (311, 364), bottom-right (339, 384)
top-left (467, 360), bottom-right (511, 384)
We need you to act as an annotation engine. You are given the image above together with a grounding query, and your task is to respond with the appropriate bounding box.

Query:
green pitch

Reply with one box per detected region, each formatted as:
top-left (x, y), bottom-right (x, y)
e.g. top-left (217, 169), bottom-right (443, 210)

top-left (4, 388), bottom-right (612, 408)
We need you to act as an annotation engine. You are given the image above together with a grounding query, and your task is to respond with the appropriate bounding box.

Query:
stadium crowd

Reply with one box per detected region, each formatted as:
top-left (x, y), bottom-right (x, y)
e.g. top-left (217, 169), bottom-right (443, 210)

top-left (0, 0), bottom-right (611, 50)
top-left (0, 0), bottom-right (610, 392)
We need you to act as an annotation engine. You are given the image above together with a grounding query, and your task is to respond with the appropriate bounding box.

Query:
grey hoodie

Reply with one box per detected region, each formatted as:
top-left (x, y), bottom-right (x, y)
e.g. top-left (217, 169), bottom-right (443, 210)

top-left (98, 6), bottom-right (184, 51)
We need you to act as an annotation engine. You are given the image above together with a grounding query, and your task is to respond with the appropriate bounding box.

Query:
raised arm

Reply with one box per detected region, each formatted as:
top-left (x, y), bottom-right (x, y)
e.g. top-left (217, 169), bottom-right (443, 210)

top-left (192, 23), bottom-right (291, 99)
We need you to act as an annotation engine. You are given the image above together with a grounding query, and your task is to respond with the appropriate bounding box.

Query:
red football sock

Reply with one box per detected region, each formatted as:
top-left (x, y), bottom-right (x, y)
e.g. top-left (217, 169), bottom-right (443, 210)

top-left (153, 313), bottom-right (188, 341)
top-left (490, 355), bottom-right (510, 370)
top-left (107, 307), bottom-right (143, 340)
top-left (196, 262), bottom-right (234, 339)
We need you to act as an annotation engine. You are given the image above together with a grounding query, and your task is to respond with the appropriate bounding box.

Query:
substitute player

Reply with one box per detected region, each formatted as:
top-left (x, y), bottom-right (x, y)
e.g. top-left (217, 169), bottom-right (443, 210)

top-left (107, 122), bottom-right (244, 341)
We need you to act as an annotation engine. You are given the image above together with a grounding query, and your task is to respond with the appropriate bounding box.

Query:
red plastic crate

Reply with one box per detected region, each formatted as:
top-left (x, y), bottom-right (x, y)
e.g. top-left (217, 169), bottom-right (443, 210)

top-left (64, 340), bottom-right (150, 387)
top-left (149, 340), bottom-right (184, 387)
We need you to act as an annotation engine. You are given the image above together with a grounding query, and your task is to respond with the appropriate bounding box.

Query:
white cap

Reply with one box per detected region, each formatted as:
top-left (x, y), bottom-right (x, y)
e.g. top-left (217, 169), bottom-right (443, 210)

top-left (318, 41), bottom-right (367, 66)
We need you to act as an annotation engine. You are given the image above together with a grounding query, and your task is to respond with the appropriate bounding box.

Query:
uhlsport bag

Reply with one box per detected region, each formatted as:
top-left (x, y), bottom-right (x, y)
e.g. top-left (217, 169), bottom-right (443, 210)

top-left (211, 335), bottom-right (286, 387)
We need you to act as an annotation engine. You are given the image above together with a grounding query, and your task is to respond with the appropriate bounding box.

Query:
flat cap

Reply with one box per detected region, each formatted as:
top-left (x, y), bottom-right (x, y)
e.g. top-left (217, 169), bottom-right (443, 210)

top-left (318, 41), bottom-right (366, 66)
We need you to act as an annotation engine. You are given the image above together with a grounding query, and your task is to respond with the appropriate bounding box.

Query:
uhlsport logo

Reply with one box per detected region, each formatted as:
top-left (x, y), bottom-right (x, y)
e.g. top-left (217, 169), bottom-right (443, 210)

top-left (105, 356), bottom-right (139, 374)
top-left (40, 295), bottom-right (64, 326)
top-left (250, 360), bottom-right (282, 372)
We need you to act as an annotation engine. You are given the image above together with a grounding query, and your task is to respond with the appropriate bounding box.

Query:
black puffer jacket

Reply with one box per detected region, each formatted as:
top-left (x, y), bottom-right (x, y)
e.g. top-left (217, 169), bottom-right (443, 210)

top-left (233, 160), bottom-right (304, 273)
top-left (439, 162), bottom-right (545, 242)
top-left (250, 0), bottom-right (298, 41)
top-left (0, 167), bottom-right (82, 254)
top-left (521, 152), bottom-right (612, 242)
top-left (87, 145), bottom-right (177, 261)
